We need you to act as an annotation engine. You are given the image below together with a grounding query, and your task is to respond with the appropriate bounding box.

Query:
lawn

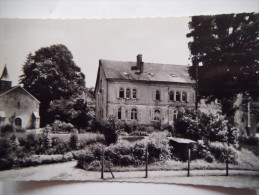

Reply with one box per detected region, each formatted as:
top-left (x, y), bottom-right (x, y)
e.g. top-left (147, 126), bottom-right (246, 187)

top-left (48, 132), bottom-right (104, 142)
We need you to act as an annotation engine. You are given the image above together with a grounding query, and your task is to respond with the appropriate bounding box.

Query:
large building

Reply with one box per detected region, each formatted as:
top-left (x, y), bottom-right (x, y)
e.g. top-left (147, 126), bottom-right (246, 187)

top-left (95, 55), bottom-right (198, 127)
top-left (0, 65), bottom-right (40, 129)
top-left (95, 55), bottom-right (258, 135)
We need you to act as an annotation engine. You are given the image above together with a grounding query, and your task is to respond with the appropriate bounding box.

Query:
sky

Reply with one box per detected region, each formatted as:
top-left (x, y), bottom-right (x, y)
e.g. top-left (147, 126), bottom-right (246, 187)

top-left (0, 17), bottom-right (191, 87)
top-left (0, 0), bottom-right (258, 88)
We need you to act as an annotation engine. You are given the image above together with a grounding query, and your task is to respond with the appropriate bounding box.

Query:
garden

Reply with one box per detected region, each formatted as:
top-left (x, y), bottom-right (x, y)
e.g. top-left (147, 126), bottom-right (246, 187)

top-left (0, 110), bottom-right (258, 173)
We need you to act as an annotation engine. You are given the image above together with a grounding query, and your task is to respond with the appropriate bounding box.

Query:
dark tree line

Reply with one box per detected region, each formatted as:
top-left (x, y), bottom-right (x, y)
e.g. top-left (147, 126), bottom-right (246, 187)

top-left (187, 13), bottom-right (259, 118)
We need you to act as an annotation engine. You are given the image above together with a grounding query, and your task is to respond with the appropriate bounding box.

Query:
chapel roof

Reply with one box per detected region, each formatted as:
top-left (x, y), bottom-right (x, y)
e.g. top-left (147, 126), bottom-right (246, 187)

top-left (100, 59), bottom-right (194, 84)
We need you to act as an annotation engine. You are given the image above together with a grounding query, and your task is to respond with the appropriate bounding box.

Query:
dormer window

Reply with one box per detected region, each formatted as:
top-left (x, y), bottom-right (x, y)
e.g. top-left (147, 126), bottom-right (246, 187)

top-left (17, 101), bottom-right (21, 108)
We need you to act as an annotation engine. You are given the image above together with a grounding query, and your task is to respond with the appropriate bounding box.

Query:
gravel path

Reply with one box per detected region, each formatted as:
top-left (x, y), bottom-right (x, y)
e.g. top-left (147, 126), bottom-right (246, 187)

top-left (0, 161), bottom-right (258, 189)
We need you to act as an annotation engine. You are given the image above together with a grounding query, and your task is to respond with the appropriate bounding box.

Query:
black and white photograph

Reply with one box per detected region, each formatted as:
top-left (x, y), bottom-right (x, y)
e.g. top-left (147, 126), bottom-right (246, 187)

top-left (0, 1), bottom-right (258, 194)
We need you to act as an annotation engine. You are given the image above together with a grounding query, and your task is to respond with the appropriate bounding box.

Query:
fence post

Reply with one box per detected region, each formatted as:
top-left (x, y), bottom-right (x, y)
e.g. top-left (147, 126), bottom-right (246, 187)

top-left (101, 148), bottom-right (104, 179)
top-left (145, 148), bottom-right (148, 178)
top-left (187, 147), bottom-right (191, 177)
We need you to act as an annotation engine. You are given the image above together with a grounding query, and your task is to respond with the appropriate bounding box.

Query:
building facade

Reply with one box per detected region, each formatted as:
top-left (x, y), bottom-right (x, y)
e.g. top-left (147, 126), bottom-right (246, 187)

top-left (0, 65), bottom-right (40, 129)
top-left (95, 55), bottom-right (258, 135)
top-left (95, 55), bottom-right (196, 127)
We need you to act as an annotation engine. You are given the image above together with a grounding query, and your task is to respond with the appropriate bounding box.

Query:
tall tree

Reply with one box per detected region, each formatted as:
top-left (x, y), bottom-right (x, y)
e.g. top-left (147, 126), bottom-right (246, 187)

top-left (187, 13), bottom-right (259, 118)
top-left (20, 44), bottom-right (86, 127)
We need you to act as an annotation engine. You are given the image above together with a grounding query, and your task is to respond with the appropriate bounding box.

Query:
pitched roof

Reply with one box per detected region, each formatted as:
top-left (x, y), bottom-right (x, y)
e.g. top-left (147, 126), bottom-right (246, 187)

top-left (100, 59), bottom-right (194, 84)
top-left (0, 85), bottom-right (40, 103)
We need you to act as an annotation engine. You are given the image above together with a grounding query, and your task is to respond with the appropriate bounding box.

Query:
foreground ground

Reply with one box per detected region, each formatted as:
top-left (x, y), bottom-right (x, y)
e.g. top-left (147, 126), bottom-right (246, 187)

top-left (0, 161), bottom-right (258, 189)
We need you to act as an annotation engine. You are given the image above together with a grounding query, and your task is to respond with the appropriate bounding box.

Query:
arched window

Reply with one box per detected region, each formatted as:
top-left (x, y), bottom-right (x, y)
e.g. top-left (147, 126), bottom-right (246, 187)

top-left (173, 110), bottom-right (178, 120)
top-left (119, 88), bottom-right (124, 98)
top-left (15, 117), bottom-right (22, 128)
top-left (169, 91), bottom-right (174, 101)
top-left (126, 88), bottom-right (131, 98)
top-left (131, 108), bottom-right (138, 120)
top-left (182, 92), bottom-right (187, 102)
top-left (154, 109), bottom-right (160, 121)
top-left (118, 107), bottom-right (122, 119)
top-left (176, 91), bottom-right (180, 101)
top-left (132, 89), bottom-right (137, 99)
top-left (155, 90), bottom-right (160, 100)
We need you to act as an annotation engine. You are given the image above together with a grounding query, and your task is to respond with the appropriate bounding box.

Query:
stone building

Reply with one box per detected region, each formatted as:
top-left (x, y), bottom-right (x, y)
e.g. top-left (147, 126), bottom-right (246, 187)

top-left (95, 55), bottom-right (258, 135)
top-left (95, 55), bottom-right (196, 127)
top-left (0, 65), bottom-right (40, 129)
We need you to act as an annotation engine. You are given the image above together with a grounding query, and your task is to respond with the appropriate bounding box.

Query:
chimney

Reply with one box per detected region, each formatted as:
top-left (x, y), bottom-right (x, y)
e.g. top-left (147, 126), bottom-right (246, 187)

top-left (137, 54), bottom-right (143, 74)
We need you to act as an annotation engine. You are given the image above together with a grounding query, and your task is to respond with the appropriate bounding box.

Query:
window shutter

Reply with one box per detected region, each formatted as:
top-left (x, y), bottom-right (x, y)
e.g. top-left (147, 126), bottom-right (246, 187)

top-left (121, 107), bottom-right (126, 120)
top-left (151, 109), bottom-right (154, 121)
top-left (160, 90), bottom-right (163, 101)
top-left (193, 93), bottom-right (196, 103)
top-left (187, 92), bottom-right (190, 102)
top-left (180, 92), bottom-right (183, 102)
top-left (127, 108), bottom-right (131, 120)
top-left (153, 90), bottom-right (156, 100)
top-left (138, 109), bottom-right (142, 121)
top-left (137, 89), bottom-right (140, 99)
top-left (174, 90), bottom-right (176, 101)
top-left (162, 109), bottom-right (166, 121)
top-left (169, 109), bottom-right (173, 121)
top-left (113, 107), bottom-right (118, 117)
top-left (116, 88), bottom-right (120, 98)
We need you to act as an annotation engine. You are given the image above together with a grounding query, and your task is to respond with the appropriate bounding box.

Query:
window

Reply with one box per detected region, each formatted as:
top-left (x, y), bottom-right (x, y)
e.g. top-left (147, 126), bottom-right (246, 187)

top-left (182, 92), bottom-right (187, 102)
top-left (126, 88), bottom-right (131, 98)
top-left (169, 91), bottom-right (174, 101)
top-left (119, 88), bottom-right (124, 98)
top-left (176, 91), bottom-right (180, 101)
top-left (118, 107), bottom-right (122, 119)
top-left (155, 90), bottom-right (160, 100)
top-left (132, 89), bottom-right (137, 99)
top-left (173, 110), bottom-right (178, 120)
top-left (154, 109), bottom-right (160, 121)
top-left (131, 108), bottom-right (138, 120)
top-left (15, 118), bottom-right (22, 128)
top-left (17, 101), bottom-right (20, 108)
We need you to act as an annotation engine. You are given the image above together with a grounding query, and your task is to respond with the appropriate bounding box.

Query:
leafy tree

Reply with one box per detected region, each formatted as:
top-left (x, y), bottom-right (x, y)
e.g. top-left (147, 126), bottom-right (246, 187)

top-left (49, 91), bottom-right (91, 129)
top-left (187, 13), bottom-right (259, 116)
top-left (20, 44), bottom-right (86, 126)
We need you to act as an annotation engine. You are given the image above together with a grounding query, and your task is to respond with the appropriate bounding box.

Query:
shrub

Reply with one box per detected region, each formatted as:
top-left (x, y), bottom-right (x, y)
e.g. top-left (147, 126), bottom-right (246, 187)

top-left (0, 124), bottom-right (14, 135)
top-left (70, 133), bottom-right (79, 150)
top-left (120, 155), bottom-right (136, 166)
top-left (208, 142), bottom-right (238, 164)
top-left (101, 115), bottom-right (123, 145)
top-left (130, 131), bottom-right (148, 136)
top-left (243, 136), bottom-right (259, 145)
top-left (52, 120), bottom-right (75, 133)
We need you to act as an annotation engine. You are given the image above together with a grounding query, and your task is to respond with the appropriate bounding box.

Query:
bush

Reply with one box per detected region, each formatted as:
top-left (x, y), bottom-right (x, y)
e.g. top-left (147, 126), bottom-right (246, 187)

top-left (243, 136), bottom-right (259, 145)
top-left (208, 142), bottom-right (238, 164)
top-left (0, 124), bottom-right (14, 135)
top-left (101, 115), bottom-right (123, 145)
top-left (130, 131), bottom-right (148, 136)
top-left (52, 120), bottom-right (75, 133)
top-left (70, 133), bottom-right (79, 150)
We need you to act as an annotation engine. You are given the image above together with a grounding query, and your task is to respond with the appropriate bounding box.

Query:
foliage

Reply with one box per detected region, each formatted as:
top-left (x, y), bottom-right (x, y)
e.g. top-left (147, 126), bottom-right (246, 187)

top-left (19, 44), bottom-right (87, 126)
top-left (0, 124), bottom-right (14, 135)
top-left (187, 13), bottom-right (259, 104)
top-left (69, 133), bottom-right (79, 150)
top-left (100, 115), bottom-right (124, 145)
top-left (49, 92), bottom-right (91, 129)
top-left (174, 109), bottom-right (239, 145)
top-left (51, 120), bottom-right (75, 133)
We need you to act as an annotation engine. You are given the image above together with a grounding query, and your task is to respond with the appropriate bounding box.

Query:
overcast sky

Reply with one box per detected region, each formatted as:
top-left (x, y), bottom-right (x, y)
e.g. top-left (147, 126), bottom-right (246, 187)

top-left (0, 0), bottom-right (258, 87)
top-left (0, 17), bottom-right (191, 87)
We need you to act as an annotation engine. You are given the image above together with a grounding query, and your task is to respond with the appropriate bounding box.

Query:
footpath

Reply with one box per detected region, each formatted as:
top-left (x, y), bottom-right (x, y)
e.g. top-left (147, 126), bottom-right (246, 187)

top-left (0, 161), bottom-right (258, 189)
